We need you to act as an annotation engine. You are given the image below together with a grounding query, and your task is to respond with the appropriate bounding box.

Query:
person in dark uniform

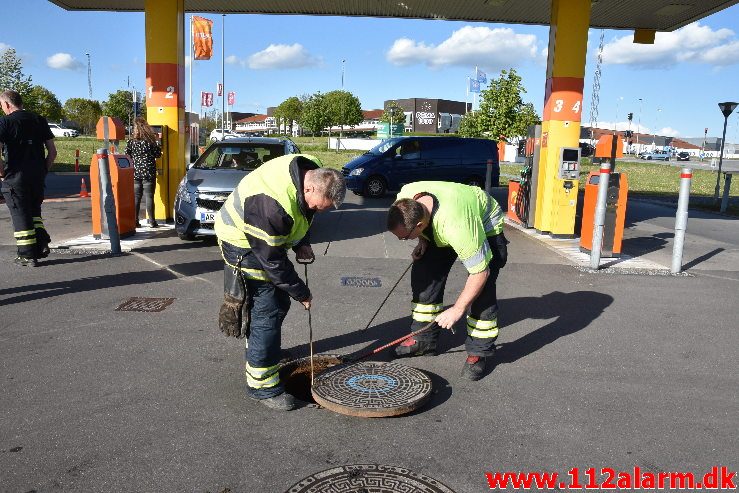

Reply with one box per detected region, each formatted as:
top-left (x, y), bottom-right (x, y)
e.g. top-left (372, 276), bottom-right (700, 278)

top-left (0, 90), bottom-right (57, 266)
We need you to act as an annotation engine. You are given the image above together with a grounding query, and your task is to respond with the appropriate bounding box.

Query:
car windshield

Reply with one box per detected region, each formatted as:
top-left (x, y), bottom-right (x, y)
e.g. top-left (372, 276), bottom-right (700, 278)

top-left (193, 143), bottom-right (285, 170)
top-left (366, 137), bottom-right (404, 155)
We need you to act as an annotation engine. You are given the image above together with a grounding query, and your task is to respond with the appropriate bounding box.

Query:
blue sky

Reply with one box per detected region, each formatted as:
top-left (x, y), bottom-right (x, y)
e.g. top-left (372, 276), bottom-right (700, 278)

top-left (4, 0), bottom-right (739, 141)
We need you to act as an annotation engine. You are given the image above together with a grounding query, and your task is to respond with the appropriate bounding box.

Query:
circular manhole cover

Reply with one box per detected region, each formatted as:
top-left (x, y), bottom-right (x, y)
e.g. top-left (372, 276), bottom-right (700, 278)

top-left (284, 464), bottom-right (455, 493)
top-left (311, 361), bottom-right (432, 417)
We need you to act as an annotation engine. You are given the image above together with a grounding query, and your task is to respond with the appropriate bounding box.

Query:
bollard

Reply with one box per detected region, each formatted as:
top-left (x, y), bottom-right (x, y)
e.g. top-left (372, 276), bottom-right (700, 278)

top-left (671, 167), bottom-right (692, 274)
top-left (96, 149), bottom-right (122, 255)
top-left (485, 159), bottom-right (493, 194)
top-left (75, 149), bottom-right (80, 173)
top-left (589, 160), bottom-right (611, 269)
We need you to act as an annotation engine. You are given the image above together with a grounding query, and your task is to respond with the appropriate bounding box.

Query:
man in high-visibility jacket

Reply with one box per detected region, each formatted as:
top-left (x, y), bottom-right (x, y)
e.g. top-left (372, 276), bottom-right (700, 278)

top-left (386, 181), bottom-right (508, 380)
top-left (214, 154), bottom-right (345, 411)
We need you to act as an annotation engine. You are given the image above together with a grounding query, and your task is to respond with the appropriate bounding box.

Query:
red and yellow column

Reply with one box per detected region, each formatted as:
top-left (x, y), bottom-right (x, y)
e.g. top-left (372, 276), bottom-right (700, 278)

top-left (145, 0), bottom-right (185, 221)
top-left (534, 0), bottom-right (591, 236)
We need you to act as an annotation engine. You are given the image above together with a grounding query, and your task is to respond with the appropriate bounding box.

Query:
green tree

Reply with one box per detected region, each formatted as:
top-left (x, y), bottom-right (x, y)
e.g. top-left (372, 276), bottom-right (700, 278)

top-left (458, 111), bottom-right (483, 138)
top-left (275, 96), bottom-right (303, 136)
top-left (102, 89), bottom-right (135, 124)
top-left (299, 92), bottom-right (331, 138)
top-left (63, 98), bottom-right (102, 135)
top-left (25, 85), bottom-right (63, 122)
top-left (324, 90), bottom-right (363, 135)
top-left (472, 68), bottom-right (541, 142)
top-left (0, 47), bottom-right (33, 101)
top-left (380, 100), bottom-right (405, 125)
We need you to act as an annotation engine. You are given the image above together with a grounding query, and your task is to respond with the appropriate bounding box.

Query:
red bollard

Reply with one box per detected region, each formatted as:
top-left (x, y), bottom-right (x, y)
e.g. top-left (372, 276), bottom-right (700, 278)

top-left (75, 149), bottom-right (80, 173)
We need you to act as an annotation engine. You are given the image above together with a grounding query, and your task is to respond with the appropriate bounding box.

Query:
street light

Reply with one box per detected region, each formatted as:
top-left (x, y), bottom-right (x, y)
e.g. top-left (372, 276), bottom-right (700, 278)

top-left (714, 101), bottom-right (738, 204)
top-left (85, 53), bottom-right (92, 99)
top-left (637, 98), bottom-right (643, 152)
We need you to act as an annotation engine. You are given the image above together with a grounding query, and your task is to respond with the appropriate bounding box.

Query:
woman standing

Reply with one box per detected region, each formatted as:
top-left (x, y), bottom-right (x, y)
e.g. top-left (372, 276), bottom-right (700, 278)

top-left (125, 117), bottom-right (162, 227)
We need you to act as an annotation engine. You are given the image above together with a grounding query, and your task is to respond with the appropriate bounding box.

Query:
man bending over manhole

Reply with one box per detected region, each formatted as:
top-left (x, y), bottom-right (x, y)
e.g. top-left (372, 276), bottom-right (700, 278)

top-left (386, 181), bottom-right (508, 381)
top-left (214, 154), bottom-right (345, 411)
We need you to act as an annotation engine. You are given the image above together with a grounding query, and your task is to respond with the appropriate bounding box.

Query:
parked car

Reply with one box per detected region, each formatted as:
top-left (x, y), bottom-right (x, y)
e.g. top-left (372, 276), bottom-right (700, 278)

top-left (640, 151), bottom-right (670, 161)
top-left (342, 136), bottom-right (500, 198)
top-left (48, 123), bottom-right (79, 138)
top-left (676, 151), bottom-right (691, 161)
top-left (173, 137), bottom-right (301, 240)
top-left (209, 128), bottom-right (241, 142)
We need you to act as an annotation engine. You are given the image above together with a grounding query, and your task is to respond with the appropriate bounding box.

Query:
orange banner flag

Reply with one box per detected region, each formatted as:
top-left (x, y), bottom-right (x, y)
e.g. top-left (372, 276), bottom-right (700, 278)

top-left (192, 16), bottom-right (214, 60)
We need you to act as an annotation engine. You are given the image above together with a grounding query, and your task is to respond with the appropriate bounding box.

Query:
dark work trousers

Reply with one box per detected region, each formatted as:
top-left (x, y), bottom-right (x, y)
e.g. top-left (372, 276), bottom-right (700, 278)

top-left (220, 241), bottom-right (291, 399)
top-left (1, 180), bottom-right (50, 259)
top-left (133, 178), bottom-right (156, 224)
top-left (410, 233), bottom-right (508, 357)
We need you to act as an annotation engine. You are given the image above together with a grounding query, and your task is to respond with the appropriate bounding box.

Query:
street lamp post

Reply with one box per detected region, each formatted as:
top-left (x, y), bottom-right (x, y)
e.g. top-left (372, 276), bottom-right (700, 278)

top-left (637, 98), bottom-right (643, 153)
top-left (714, 102), bottom-right (738, 204)
top-left (85, 53), bottom-right (92, 99)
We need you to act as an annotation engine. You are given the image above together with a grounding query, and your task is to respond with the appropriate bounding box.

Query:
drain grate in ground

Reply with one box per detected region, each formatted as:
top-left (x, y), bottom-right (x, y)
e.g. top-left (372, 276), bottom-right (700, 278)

top-left (115, 297), bottom-right (176, 312)
top-left (285, 464), bottom-right (455, 492)
top-left (340, 276), bottom-right (382, 288)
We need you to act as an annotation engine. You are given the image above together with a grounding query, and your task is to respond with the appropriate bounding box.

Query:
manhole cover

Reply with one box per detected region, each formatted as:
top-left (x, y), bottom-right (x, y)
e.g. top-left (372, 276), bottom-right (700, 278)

top-left (284, 464), bottom-right (455, 492)
top-left (115, 297), bottom-right (175, 312)
top-left (311, 361), bottom-right (432, 418)
top-left (340, 276), bottom-right (382, 288)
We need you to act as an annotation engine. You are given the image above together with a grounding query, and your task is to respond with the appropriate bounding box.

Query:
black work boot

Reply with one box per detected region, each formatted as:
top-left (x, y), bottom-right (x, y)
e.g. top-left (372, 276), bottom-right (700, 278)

top-left (460, 356), bottom-right (486, 381)
top-left (255, 392), bottom-right (297, 411)
top-left (14, 256), bottom-right (38, 267)
top-left (394, 338), bottom-right (437, 358)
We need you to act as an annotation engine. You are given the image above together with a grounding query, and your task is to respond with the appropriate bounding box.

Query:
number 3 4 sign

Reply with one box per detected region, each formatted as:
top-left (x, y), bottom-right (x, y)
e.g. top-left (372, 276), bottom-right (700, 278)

top-left (543, 77), bottom-right (584, 122)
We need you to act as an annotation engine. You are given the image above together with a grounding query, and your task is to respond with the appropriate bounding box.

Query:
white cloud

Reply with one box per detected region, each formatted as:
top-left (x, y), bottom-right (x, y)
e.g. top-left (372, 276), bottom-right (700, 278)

top-left (601, 22), bottom-right (739, 68)
top-left (0, 42), bottom-right (11, 52)
top-left (658, 127), bottom-right (680, 137)
top-left (46, 53), bottom-right (83, 70)
top-left (386, 26), bottom-right (540, 70)
top-left (185, 55), bottom-right (191, 68)
top-left (247, 44), bottom-right (320, 69)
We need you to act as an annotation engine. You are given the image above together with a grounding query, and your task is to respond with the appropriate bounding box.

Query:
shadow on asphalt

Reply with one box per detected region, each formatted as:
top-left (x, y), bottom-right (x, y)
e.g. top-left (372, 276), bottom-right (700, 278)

top-left (289, 289), bottom-right (612, 373)
top-left (494, 290), bottom-right (613, 365)
top-left (0, 259), bottom-right (224, 306)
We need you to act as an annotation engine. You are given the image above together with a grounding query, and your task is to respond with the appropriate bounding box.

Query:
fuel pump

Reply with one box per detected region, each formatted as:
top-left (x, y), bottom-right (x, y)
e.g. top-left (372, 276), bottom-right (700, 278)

top-left (507, 125), bottom-right (541, 228)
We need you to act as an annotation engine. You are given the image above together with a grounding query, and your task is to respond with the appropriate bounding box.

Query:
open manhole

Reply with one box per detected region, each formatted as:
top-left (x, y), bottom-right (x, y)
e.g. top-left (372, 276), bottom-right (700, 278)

top-left (280, 355), bottom-right (343, 404)
top-left (284, 464), bottom-right (455, 492)
top-left (311, 361), bottom-right (432, 418)
top-left (115, 297), bottom-right (175, 312)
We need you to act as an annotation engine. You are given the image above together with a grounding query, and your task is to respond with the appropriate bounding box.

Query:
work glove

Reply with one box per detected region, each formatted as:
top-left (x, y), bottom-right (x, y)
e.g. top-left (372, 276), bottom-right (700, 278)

top-left (294, 244), bottom-right (315, 264)
top-left (219, 294), bottom-right (247, 338)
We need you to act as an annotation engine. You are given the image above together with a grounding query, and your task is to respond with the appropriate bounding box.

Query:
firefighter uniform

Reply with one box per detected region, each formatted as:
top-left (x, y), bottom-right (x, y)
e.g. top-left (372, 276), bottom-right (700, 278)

top-left (0, 109), bottom-right (54, 262)
top-left (214, 154), bottom-right (318, 399)
top-left (396, 181), bottom-right (508, 357)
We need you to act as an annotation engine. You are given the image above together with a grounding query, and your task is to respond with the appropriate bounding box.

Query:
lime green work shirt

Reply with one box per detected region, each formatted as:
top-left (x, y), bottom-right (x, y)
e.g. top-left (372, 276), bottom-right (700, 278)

top-left (397, 181), bottom-right (504, 274)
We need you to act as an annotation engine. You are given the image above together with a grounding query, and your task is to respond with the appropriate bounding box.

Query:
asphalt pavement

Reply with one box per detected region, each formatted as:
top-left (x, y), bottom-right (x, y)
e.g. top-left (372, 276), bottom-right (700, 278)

top-left (0, 178), bottom-right (737, 492)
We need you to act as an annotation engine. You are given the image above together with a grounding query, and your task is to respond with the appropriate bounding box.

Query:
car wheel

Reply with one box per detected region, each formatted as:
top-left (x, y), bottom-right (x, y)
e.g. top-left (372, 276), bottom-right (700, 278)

top-left (178, 232), bottom-right (196, 241)
top-left (364, 176), bottom-right (387, 198)
top-left (466, 175), bottom-right (484, 188)
top-left (647, 156), bottom-right (652, 160)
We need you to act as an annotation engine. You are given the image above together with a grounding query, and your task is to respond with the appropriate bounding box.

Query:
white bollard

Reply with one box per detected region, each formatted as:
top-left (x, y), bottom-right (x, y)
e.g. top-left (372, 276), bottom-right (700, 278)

top-left (671, 167), bottom-right (692, 274)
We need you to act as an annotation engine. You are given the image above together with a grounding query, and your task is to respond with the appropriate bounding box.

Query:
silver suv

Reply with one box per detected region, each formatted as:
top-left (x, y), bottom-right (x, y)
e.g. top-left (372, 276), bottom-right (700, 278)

top-left (173, 137), bottom-right (300, 240)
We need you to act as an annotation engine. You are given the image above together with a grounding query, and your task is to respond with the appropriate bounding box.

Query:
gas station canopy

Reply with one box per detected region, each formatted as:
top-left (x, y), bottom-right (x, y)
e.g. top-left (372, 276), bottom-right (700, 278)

top-left (49, 0), bottom-right (739, 32)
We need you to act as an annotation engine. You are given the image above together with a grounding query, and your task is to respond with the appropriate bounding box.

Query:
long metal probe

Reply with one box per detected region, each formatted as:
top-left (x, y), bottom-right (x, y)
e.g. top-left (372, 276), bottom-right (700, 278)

top-left (363, 260), bottom-right (413, 331)
top-left (304, 262), bottom-right (314, 386)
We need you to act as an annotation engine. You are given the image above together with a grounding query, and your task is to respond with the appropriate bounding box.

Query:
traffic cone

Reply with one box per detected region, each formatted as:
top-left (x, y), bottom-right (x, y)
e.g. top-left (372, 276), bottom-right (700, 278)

top-left (80, 178), bottom-right (89, 198)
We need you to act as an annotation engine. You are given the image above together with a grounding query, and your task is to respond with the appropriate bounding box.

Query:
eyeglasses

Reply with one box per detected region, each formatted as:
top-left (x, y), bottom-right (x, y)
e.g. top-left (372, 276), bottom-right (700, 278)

top-left (400, 223), bottom-right (420, 241)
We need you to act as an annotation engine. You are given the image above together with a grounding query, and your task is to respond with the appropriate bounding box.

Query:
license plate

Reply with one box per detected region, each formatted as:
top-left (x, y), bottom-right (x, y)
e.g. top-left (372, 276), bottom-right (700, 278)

top-left (200, 211), bottom-right (216, 223)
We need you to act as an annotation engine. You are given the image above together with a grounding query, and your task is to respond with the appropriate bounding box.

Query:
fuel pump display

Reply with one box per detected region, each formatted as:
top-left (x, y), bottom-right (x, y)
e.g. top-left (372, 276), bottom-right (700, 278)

top-left (558, 147), bottom-right (581, 180)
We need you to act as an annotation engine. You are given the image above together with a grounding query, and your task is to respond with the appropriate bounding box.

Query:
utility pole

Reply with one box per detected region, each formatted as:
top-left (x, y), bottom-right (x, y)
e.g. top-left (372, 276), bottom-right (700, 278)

top-left (85, 53), bottom-right (92, 99)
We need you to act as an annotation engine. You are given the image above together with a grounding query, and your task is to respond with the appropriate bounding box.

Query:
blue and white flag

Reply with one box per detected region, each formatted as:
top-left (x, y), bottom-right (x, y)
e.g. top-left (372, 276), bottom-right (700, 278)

top-left (476, 67), bottom-right (487, 84)
top-left (469, 78), bottom-right (480, 93)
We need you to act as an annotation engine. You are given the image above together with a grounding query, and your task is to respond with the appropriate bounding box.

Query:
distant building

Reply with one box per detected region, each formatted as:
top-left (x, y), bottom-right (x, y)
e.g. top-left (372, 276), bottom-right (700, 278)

top-left (387, 98), bottom-right (470, 134)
